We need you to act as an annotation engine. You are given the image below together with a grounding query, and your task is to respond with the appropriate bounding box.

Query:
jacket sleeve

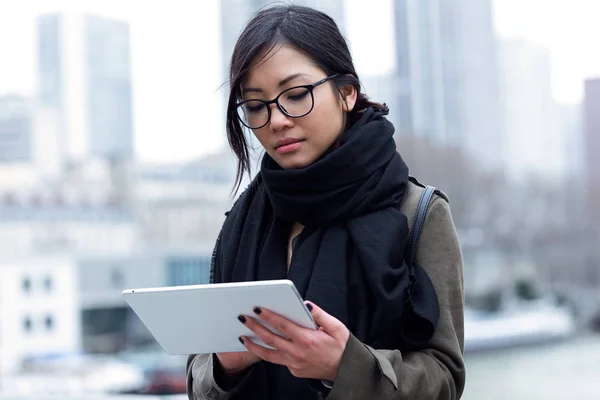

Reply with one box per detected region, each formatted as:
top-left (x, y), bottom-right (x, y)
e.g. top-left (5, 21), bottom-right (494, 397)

top-left (187, 353), bottom-right (257, 400)
top-left (187, 353), bottom-right (228, 400)
top-left (326, 197), bottom-right (466, 400)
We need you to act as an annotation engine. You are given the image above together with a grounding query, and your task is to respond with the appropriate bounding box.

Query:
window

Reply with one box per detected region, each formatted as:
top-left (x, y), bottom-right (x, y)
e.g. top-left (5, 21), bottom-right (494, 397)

top-left (44, 276), bottom-right (53, 292)
top-left (166, 257), bottom-right (210, 286)
top-left (110, 268), bottom-right (124, 288)
top-left (22, 277), bottom-right (32, 293)
top-left (82, 308), bottom-right (126, 336)
top-left (44, 315), bottom-right (54, 331)
top-left (23, 316), bottom-right (32, 333)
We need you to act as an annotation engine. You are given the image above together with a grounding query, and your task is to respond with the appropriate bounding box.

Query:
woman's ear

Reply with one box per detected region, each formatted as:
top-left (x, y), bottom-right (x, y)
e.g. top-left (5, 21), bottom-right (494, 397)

top-left (340, 83), bottom-right (358, 112)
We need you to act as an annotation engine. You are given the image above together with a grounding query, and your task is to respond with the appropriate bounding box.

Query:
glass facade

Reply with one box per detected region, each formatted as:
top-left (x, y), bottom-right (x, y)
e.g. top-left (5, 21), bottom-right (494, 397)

top-left (85, 15), bottom-right (134, 158)
top-left (0, 97), bottom-right (31, 163)
top-left (166, 256), bottom-right (211, 286)
top-left (37, 14), bottom-right (133, 161)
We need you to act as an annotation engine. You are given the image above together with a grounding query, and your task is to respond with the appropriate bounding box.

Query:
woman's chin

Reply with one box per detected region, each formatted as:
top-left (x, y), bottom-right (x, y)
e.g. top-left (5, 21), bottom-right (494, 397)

top-left (275, 155), bottom-right (315, 170)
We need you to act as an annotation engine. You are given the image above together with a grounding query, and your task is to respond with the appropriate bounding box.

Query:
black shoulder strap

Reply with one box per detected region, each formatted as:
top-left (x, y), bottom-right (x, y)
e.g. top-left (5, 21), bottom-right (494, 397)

top-left (405, 185), bottom-right (437, 266)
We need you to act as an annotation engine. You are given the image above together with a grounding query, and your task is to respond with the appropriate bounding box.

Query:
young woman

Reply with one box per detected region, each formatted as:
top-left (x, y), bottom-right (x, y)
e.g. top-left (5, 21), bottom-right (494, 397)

top-left (187, 5), bottom-right (465, 400)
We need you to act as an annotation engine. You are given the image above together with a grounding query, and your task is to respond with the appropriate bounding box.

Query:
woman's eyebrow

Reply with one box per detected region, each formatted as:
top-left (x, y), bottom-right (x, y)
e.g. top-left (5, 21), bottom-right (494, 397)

top-left (278, 73), bottom-right (309, 87)
top-left (242, 73), bottom-right (310, 94)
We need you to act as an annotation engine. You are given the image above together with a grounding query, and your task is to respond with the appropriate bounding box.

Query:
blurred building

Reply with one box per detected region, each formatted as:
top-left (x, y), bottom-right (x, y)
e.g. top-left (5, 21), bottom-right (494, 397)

top-left (0, 190), bottom-right (136, 256)
top-left (344, 0), bottom-right (400, 129)
top-left (499, 40), bottom-right (566, 182)
top-left (394, 0), bottom-right (444, 141)
top-left (558, 103), bottom-right (584, 179)
top-left (135, 150), bottom-right (237, 248)
top-left (0, 256), bottom-right (80, 375)
top-left (0, 95), bottom-right (32, 164)
top-left (0, 249), bottom-right (216, 371)
top-left (584, 78), bottom-right (600, 224)
top-left (37, 13), bottom-right (134, 165)
top-left (77, 249), bottom-right (213, 353)
top-left (393, 0), bottom-right (503, 170)
top-left (0, 97), bottom-right (68, 187)
top-left (32, 107), bottom-right (63, 182)
top-left (0, 153), bottom-right (232, 355)
top-left (73, 150), bottom-right (237, 353)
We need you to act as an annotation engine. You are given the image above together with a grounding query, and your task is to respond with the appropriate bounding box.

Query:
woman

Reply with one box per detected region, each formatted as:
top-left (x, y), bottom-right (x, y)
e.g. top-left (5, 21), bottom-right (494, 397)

top-left (187, 5), bottom-right (465, 400)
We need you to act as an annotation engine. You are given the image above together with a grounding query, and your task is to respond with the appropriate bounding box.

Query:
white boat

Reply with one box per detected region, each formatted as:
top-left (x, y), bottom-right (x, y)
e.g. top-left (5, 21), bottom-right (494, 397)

top-left (464, 295), bottom-right (577, 352)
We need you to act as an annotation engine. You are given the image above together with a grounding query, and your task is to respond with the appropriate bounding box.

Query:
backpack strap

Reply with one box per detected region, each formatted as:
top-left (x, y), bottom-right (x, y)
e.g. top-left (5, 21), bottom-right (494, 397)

top-left (405, 185), bottom-right (437, 266)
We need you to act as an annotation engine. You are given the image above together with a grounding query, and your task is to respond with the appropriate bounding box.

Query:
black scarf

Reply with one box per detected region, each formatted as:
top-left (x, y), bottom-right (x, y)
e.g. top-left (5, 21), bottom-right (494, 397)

top-left (212, 108), bottom-right (439, 399)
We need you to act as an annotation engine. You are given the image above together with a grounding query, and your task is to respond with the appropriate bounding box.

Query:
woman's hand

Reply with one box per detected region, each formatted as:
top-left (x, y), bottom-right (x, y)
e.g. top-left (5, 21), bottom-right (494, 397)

top-left (238, 301), bottom-right (350, 382)
top-left (215, 351), bottom-right (261, 377)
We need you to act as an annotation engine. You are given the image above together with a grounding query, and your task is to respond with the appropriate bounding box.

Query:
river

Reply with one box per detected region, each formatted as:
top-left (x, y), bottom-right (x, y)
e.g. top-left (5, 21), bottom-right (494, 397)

top-left (463, 333), bottom-right (600, 399)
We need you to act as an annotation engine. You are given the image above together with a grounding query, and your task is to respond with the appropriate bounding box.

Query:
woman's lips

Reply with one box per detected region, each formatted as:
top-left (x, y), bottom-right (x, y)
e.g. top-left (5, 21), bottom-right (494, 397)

top-left (276, 141), bottom-right (303, 154)
top-left (275, 138), bottom-right (305, 154)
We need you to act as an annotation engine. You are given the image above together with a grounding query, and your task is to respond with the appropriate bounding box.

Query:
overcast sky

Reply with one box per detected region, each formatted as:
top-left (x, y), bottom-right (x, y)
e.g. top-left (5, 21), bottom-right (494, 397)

top-left (0, 0), bottom-right (598, 162)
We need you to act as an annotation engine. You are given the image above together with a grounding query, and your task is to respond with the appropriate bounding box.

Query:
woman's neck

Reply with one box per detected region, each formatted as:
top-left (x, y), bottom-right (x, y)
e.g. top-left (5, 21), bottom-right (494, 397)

top-left (287, 222), bottom-right (304, 268)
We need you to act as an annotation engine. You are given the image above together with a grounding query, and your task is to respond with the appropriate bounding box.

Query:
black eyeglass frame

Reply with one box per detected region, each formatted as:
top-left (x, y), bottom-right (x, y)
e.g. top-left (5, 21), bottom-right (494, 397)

top-left (235, 73), bottom-right (340, 129)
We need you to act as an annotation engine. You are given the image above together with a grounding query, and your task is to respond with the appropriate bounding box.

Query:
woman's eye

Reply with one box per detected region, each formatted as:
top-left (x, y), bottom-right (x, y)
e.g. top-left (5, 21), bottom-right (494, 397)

top-left (286, 89), bottom-right (310, 102)
top-left (245, 103), bottom-right (265, 113)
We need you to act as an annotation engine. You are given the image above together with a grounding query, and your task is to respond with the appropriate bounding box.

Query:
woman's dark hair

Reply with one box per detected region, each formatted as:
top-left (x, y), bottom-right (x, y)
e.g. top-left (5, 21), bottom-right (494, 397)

top-left (227, 5), bottom-right (387, 192)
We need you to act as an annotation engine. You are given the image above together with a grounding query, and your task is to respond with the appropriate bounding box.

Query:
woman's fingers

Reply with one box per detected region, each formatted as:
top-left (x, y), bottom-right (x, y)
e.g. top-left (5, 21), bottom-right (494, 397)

top-left (238, 313), bottom-right (299, 356)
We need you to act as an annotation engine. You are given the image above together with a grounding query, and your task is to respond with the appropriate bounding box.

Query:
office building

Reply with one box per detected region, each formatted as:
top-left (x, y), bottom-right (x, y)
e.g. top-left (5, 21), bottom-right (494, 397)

top-left (0, 256), bottom-right (80, 374)
top-left (394, 0), bottom-right (503, 170)
top-left (0, 95), bottom-right (32, 163)
top-left (500, 40), bottom-right (565, 181)
top-left (37, 14), bottom-right (134, 162)
top-left (584, 78), bottom-right (600, 223)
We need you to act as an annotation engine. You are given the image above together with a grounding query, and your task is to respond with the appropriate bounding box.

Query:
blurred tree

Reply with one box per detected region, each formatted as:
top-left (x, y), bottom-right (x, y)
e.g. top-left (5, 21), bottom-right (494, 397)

top-left (395, 132), bottom-right (600, 296)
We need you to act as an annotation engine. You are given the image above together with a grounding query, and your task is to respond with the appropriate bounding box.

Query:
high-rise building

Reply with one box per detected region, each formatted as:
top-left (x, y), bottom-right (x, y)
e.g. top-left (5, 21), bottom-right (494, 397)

top-left (37, 14), bottom-right (133, 162)
top-left (394, 0), bottom-right (503, 170)
top-left (499, 40), bottom-right (565, 181)
top-left (344, 0), bottom-right (400, 128)
top-left (394, 0), bottom-right (446, 141)
top-left (584, 78), bottom-right (600, 223)
top-left (0, 95), bottom-right (32, 163)
top-left (558, 103), bottom-right (584, 179)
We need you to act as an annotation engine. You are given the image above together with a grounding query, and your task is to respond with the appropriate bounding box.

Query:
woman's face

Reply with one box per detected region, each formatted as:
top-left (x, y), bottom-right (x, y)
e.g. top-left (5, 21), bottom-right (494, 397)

top-left (241, 45), bottom-right (357, 169)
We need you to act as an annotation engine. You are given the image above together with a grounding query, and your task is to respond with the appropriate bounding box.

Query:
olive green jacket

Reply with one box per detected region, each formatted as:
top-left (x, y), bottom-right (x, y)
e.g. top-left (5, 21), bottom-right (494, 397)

top-left (187, 178), bottom-right (466, 399)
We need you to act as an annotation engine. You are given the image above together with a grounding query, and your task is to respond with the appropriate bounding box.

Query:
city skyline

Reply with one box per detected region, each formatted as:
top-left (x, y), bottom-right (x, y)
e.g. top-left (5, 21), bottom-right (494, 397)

top-left (0, 0), bottom-right (599, 163)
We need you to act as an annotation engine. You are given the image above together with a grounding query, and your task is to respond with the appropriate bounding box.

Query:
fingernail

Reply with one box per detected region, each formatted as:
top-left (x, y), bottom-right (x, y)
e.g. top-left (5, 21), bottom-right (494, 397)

top-left (239, 336), bottom-right (244, 344)
top-left (238, 315), bottom-right (246, 324)
top-left (253, 307), bottom-right (262, 315)
top-left (305, 302), bottom-right (313, 311)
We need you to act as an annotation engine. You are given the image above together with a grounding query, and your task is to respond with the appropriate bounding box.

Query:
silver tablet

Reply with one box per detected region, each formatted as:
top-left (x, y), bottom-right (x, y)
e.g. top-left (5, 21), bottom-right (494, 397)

top-left (122, 279), bottom-right (317, 355)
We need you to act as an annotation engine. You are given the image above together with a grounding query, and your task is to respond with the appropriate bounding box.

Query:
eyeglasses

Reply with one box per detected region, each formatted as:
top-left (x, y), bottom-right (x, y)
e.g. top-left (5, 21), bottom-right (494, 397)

top-left (236, 74), bottom-right (339, 129)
